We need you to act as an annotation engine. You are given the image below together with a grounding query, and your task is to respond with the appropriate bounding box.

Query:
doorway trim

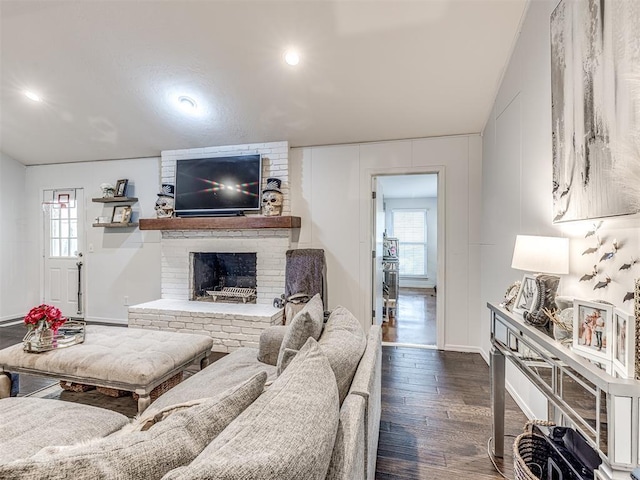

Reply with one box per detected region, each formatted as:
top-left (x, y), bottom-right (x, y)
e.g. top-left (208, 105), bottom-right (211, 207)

top-left (362, 166), bottom-right (445, 350)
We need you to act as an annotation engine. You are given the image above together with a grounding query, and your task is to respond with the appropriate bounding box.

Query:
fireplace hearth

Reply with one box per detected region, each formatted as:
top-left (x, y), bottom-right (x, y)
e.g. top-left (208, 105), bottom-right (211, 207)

top-left (191, 252), bottom-right (257, 302)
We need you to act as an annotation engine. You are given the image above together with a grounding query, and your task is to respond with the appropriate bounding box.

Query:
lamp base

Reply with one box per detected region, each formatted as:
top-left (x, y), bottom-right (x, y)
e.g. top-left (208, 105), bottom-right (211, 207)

top-left (523, 274), bottom-right (560, 328)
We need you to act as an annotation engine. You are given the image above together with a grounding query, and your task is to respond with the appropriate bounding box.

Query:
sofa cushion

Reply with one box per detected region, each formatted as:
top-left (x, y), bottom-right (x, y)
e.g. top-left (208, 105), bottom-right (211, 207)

top-left (162, 337), bottom-right (339, 480)
top-left (276, 293), bottom-right (324, 372)
top-left (318, 306), bottom-right (367, 404)
top-left (149, 347), bottom-right (275, 412)
top-left (0, 372), bottom-right (267, 480)
top-left (257, 325), bottom-right (287, 365)
top-left (0, 397), bottom-right (129, 464)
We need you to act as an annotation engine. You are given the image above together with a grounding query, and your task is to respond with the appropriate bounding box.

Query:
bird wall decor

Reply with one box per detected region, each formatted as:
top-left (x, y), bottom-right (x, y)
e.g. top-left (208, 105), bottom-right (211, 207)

top-left (585, 221), bottom-right (603, 238)
top-left (619, 258), bottom-right (638, 271)
top-left (582, 236), bottom-right (601, 255)
top-left (623, 291), bottom-right (634, 302)
top-left (599, 239), bottom-right (619, 262)
top-left (593, 276), bottom-right (611, 290)
top-left (580, 265), bottom-right (598, 282)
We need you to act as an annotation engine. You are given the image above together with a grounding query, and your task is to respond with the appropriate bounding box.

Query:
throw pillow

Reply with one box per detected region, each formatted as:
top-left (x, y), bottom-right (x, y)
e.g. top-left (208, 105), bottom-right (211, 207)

top-left (162, 337), bottom-right (339, 480)
top-left (257, 325), bottom-right (287, 365)
top-left (0, 371), bottom-right (267, 480)
top-left (318, 306), bottom-right (367, 404)
top-left (276, 293), bottom-right (324, 373)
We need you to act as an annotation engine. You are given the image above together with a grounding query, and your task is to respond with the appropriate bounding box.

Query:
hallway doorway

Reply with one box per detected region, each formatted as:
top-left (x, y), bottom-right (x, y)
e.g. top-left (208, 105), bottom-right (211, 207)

top-left (375, 174), bottom-right (438, 347)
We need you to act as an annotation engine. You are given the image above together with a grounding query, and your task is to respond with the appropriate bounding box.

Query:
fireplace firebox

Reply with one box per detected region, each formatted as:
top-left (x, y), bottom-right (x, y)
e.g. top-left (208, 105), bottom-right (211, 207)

top-left (191, 252), bottom-right (257, 302)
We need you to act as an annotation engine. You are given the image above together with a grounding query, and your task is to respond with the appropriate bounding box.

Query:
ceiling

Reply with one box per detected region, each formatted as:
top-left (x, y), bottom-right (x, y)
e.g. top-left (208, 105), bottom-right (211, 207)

top-left (379, 174), bottom-right (437, 199)
top-left (0, 0), bottom-right (527, 165)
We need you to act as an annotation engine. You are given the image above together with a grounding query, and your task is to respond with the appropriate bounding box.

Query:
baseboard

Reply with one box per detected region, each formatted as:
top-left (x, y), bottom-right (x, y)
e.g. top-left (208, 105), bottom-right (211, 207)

top-left (382, 341), bottom-right (437, 350)
top-left (505, 379), bottom-right (535, 420)
top-left (0, 314), bottom-right (23, 323)
top-left (84, 316), bottom-right (128, 326)
top-left (444, 344), bottom-right (484, 355)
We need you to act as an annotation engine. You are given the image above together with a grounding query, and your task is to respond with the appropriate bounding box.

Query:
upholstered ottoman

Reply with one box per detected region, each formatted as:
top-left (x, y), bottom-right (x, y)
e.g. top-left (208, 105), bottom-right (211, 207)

top-left (0, 326), bottom-right (213, 413)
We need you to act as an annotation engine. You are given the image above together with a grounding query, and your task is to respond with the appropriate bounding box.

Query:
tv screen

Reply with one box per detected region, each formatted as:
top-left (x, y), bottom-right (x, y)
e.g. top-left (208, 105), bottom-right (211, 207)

top-left (174, 155), bottom-right (262, 216)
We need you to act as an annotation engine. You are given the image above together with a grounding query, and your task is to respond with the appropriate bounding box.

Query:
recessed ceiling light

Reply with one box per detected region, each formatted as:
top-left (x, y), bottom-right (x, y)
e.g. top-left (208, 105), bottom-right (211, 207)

top-left (177, 95), bottom-right (197, 112)
top-left (284, 50), bottom-right (300, 66)
top-left (24, 91), bottom-right (42, 102)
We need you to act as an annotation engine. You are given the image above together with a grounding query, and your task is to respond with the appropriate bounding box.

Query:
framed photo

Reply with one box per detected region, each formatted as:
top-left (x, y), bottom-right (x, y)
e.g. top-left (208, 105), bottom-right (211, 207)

top-left (573, 299), bottom-right (614, 361)
top-left (513, 274), bottom-right (537, 315)
top-left (612, 308), bottom-right (635, 378)
top-left (115, 179), bottom-right (128, 197)
top-left (112, 205), bottom-right (132, 224)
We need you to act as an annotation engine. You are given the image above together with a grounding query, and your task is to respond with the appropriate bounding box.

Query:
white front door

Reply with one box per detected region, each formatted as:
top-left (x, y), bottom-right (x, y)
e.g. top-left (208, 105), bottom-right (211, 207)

top-left (43, 188), bottom-right (85, 318)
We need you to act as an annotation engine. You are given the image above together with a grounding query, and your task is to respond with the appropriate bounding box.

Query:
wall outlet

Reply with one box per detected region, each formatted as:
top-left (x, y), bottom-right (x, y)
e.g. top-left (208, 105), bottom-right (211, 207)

top-left (124, 296), bottom-right (129, 306)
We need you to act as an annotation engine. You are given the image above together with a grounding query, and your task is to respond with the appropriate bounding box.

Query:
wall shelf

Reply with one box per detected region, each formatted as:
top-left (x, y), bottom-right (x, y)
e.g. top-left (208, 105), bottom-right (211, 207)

top-left (138, 216), bottom-right (301, 231)
top-left (91, 197), bottom-right (138, 203)
top-left (92, 222), bottom-right (139, 228)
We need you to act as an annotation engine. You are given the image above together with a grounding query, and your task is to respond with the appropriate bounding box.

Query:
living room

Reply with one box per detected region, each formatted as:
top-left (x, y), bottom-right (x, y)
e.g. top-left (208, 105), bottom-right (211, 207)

top-left (2, 0), bottom-right (640, 478)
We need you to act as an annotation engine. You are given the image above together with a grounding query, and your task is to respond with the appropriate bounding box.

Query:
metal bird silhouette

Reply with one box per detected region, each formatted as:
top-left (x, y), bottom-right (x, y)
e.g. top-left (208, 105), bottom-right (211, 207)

top-left (593, 276), bottom-right (611, 290)
top-left (585, 221), bottom-right (603, 238)
top-left (582, 236), bottom-right (601, 255)
top-left (624, 292), bottom-right (635, 302)
top-left (599, 239), bottom-right (619, 262)
top-left (619, 258), bottom-right (638, 271)
top-left (580, 266), bottom-right (598, 282)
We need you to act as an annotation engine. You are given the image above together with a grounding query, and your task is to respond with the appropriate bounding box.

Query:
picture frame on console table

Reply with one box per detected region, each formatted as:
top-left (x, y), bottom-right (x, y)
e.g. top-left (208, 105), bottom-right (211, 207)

top-left (512, 274), bottom-right (537, 316)
top-left (573, 299), bottom-right (614, 361)
top-left (612, 307), bottom-right (635, 378)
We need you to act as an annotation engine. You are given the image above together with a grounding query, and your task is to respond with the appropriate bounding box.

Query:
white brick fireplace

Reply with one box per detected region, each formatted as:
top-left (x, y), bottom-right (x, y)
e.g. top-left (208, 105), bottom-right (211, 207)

top-left (128, 141), bottom-right (296, 352)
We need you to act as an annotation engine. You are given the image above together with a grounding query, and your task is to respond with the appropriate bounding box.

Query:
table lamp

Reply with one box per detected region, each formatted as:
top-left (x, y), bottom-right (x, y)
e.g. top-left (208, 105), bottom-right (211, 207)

top-left (511, 235), bottom-right (569, 327)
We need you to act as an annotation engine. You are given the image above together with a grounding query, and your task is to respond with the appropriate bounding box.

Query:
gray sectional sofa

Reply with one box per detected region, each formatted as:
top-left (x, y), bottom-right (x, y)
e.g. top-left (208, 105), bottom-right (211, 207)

top-left (0, 294), bottom-right (382, 480)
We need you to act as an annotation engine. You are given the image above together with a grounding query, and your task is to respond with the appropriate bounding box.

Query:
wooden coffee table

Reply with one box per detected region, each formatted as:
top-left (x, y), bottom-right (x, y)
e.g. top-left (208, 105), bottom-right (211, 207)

top-left (0, 325), bottom-right (213, 414)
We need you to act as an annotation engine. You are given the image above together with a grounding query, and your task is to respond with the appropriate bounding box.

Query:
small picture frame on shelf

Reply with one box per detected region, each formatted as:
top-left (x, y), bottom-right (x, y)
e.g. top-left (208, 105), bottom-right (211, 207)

top-left (115, 179), bottom-right (128, 197)
top-left (512, 274), bottom-right (537, 315)
top-left (112, 205), bottom-right (131, 224)
top-left (572, 299), bottom-right (614, 361)
top-left (612, 307), bottom-right (635, 378)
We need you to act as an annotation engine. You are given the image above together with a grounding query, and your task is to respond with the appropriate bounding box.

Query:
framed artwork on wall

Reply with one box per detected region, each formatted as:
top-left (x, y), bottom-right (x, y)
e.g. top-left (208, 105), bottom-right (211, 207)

top-left (612, 308), bottom-right (635, 378)
top-left (572, 299), bottom-right (614, 361)
top-left (512, 274), bottom-right (536, 316)
top-left (550, 0), bottom-right (640, 222)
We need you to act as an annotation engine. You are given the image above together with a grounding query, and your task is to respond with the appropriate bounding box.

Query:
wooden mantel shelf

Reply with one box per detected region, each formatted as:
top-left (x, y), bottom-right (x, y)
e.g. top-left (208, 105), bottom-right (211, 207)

top-left (138, 216), bottom-right (301, 231)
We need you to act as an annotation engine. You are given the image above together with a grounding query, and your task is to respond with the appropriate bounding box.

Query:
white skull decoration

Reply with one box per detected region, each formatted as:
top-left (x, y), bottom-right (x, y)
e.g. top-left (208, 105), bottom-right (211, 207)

top-left (155, 196), bottom-right (175, 218)
top-left (262, 191), bottom-right (283, 216)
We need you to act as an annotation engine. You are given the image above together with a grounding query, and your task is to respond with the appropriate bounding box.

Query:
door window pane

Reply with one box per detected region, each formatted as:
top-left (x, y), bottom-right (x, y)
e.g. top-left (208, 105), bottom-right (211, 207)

top-left (48, 192), bottom-right (79, 258)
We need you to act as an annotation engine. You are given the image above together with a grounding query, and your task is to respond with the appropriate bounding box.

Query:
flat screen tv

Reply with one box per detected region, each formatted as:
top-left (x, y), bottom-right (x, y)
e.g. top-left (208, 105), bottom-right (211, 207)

top-left (174, 154), bottom-right (262, 216)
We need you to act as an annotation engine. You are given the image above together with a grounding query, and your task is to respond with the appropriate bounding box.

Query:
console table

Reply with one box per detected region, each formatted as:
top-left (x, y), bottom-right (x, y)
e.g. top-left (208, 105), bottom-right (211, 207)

top-left (489, 302), bottom-right (640, 479)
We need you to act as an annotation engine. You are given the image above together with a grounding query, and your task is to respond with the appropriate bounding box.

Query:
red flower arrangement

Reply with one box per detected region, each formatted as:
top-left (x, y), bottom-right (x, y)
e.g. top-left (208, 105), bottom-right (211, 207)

top-left (24, 304), bottom-right (67, 332)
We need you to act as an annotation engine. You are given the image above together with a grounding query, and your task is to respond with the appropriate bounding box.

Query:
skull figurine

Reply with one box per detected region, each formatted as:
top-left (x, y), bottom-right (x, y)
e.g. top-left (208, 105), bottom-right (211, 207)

top-left (155, 196), bottom-right (174, 218)
top-left (262, 190), bottom-right (283, 216)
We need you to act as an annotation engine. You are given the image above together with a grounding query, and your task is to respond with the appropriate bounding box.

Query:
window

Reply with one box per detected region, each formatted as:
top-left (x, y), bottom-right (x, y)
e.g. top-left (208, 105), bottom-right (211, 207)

top-left (392, 209), bottom-right (427, 276)
top-left (47, 195), bottom-right (78, 258)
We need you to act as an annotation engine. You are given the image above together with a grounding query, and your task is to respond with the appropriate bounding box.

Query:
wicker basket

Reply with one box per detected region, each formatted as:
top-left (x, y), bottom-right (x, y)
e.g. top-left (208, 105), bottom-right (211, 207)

top-left (133, 372), bottom-right (183, 402)
top-left (59, 381), bottom-right (95, 393)
top-left (514, 420), bottom-right (555, 480)
top-left (96, 386), bottom-right (132, 398)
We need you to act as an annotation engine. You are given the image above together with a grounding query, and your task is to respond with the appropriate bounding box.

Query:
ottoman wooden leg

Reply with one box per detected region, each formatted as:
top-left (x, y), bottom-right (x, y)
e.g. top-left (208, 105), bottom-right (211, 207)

top-left (137, 393), bottom-right (151, 414)
top-left (200, 356), bottom-right (210, 370)
top-left (0, 373), bottom-right (11, 399)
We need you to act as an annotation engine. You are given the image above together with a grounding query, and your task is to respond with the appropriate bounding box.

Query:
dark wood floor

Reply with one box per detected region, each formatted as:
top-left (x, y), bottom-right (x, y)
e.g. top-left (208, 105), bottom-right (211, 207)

top-left (383, 287), bottom-right (436, 345)
top-left (376, 346), bottom-right (527, 479)
top-left (1, 322), bottom-right (527, 479)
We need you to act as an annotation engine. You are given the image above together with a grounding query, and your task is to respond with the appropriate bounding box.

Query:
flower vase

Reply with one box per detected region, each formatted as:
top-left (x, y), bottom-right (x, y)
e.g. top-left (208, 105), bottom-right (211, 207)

top-left (33, 321), bottom-right (53, 348)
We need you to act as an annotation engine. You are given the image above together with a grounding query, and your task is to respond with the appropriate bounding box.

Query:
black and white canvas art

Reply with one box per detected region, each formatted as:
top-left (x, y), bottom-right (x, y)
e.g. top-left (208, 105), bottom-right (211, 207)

top-left (551, 0), bottom-right (640, 222)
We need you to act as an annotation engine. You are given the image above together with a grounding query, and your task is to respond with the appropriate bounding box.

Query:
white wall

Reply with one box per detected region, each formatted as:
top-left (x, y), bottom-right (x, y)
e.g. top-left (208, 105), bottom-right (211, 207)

top-left (0, 152), bottom-right (29, 320)
top-left (481, 0), bottom-right (640, 414)
top-left (25, 157), bottom-right (162, 324)
top-left (291, 134), bottom-right (483, 351)
top-left (384, 197), bottom-right (437, 289)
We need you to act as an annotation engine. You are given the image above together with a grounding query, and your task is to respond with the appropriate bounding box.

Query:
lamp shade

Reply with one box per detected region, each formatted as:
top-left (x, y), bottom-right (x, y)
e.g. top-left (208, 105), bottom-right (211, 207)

top-left (511, 235), bottom-right (569, 275)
